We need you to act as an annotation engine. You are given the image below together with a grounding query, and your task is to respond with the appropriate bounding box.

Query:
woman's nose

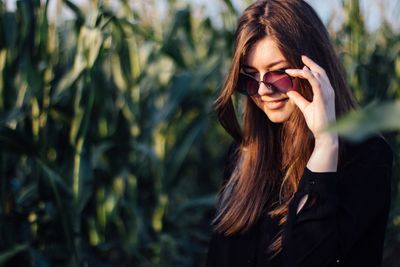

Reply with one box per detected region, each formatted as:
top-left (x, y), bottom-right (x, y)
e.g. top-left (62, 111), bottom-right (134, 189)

top-left (258, 82), bottom-right (275, 95)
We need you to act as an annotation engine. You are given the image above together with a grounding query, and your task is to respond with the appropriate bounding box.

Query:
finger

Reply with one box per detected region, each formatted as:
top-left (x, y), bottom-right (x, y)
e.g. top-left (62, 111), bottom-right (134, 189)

top-left (286, 67), bottom-right (322, 97)
top-left (285, 68), bottom-right (323, 81)
top-left (301, 55), bottom-right (326, 75)
top-left (286, 90), bottom-right (310, 113)
top-left (285, 69), bottom-right (306, 79)
top-left (302, 66), bottom-right (322, 97)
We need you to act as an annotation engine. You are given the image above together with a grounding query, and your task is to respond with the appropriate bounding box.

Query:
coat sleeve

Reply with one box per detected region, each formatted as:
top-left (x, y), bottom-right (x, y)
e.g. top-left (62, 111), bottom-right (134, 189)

top-left (282, 137), bottom-right (394, 267)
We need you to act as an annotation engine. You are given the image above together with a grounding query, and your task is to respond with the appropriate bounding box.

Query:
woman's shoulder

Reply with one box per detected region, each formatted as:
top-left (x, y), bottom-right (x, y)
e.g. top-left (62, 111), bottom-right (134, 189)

top-left (340, 134), bottom-right (394, 170)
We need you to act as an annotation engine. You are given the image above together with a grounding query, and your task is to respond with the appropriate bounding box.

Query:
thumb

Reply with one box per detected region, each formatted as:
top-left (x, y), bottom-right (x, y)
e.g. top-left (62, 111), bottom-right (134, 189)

top-left (287, 90), bottom-right (309, 113)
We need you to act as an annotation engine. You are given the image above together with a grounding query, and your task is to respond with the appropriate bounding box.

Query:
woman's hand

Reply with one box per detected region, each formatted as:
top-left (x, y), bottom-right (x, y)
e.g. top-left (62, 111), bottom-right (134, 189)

top-left (286, 55), bottom-right (338, 172)
top-left (285, 55), bottom-right (337, 141)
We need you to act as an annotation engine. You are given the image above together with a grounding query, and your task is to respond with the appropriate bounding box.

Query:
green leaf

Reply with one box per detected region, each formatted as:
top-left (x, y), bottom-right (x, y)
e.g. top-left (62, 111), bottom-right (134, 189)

top-left (222, 0), bottom-right (238, 15)
top-left (16, 184), bottom-right (38, 207)
top-left (327, 100), bottom-right (400, 141)
top-left (0, 126), bottom-right (37, 157)
top-left (165, 118), bottom-right (206, 188)
top-left (150, 72), bottom-right (194, 127)
top-left (0, 243), bottom-right (29, 265)
top-left (169, 194), bottom-right (216, 221)
top-left (62, 0), bottom-right (85, 27)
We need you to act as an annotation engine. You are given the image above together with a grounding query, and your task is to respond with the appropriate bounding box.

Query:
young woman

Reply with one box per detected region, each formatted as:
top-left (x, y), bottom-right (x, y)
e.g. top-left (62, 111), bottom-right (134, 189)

top-left (205, 1), bottom-right (394, 266)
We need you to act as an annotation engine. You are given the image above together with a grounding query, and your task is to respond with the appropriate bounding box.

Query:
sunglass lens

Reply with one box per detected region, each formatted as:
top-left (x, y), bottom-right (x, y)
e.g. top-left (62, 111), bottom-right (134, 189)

top-left (238, 74), bottom-right (258, 96)
top-left (264, 72), bottom-right (292, 93)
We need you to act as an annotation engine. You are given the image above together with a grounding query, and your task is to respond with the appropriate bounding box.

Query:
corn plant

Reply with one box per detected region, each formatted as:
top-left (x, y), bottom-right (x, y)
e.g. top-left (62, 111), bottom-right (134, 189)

top-left (0, 0), bottom-right (399, 267)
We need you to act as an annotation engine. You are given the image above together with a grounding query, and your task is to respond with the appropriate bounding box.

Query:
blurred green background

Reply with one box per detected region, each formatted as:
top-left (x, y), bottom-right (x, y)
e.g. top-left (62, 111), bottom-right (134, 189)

top-left (0, 0), bottom-right (399, 266)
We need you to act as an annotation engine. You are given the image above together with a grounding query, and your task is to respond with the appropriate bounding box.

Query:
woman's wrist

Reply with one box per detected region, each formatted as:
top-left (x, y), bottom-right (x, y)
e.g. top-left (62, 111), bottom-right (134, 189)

top-left (314, 132), bottom-right (339, 148)
top-left (307, 134), bottom-right (339, 172)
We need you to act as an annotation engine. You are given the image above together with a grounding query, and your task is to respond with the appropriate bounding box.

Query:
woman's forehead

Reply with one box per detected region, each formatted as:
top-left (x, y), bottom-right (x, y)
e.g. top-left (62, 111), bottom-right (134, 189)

top-left (243, 36), bottom-right (288, 70)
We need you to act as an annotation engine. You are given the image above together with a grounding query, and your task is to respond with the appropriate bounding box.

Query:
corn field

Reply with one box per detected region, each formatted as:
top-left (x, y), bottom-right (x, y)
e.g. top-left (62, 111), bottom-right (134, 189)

top-left (0, 0), bottom-right (399, 266)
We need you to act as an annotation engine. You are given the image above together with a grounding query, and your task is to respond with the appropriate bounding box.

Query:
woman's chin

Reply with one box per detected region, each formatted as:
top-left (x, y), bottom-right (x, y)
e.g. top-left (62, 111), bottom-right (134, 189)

top-left (266, 114), bottom-right (289, 123)
top-left (260, 102), bottom-right (295, 123)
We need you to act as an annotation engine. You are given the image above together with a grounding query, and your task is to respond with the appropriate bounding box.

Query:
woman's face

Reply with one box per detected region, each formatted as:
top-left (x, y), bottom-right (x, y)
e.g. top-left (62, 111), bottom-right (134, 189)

top-left (242, 36), bottom-right (296, 123)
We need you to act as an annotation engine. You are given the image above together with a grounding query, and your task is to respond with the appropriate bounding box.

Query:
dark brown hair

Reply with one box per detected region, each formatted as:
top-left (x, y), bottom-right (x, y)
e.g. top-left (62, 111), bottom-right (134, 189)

top-left (213, 0), bottom-right (358, 258)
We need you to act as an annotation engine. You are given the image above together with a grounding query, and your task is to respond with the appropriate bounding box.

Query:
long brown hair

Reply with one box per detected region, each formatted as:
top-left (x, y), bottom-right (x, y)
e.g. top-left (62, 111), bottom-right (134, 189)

top-left (212, 0), bottom-right (358, 258)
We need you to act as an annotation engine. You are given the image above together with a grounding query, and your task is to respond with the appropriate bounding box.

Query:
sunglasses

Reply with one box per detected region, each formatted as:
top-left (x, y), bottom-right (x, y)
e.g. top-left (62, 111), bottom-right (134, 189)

top-left (236, 69), bottom-right (294, 96)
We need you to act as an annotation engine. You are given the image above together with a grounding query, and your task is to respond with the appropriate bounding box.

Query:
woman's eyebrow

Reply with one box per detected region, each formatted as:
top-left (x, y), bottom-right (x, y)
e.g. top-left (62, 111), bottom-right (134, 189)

top-left (242, 59), bottom-right (287, 70)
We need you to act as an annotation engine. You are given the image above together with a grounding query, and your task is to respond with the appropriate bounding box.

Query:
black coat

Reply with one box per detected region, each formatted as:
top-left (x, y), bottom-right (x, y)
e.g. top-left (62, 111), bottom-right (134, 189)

top-left (205, 135), bottom-right (394, 267)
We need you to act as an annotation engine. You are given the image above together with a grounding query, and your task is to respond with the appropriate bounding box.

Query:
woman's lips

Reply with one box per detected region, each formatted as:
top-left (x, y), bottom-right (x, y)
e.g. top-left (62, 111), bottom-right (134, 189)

top-left (262, 98), bottom-right (289, 110)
